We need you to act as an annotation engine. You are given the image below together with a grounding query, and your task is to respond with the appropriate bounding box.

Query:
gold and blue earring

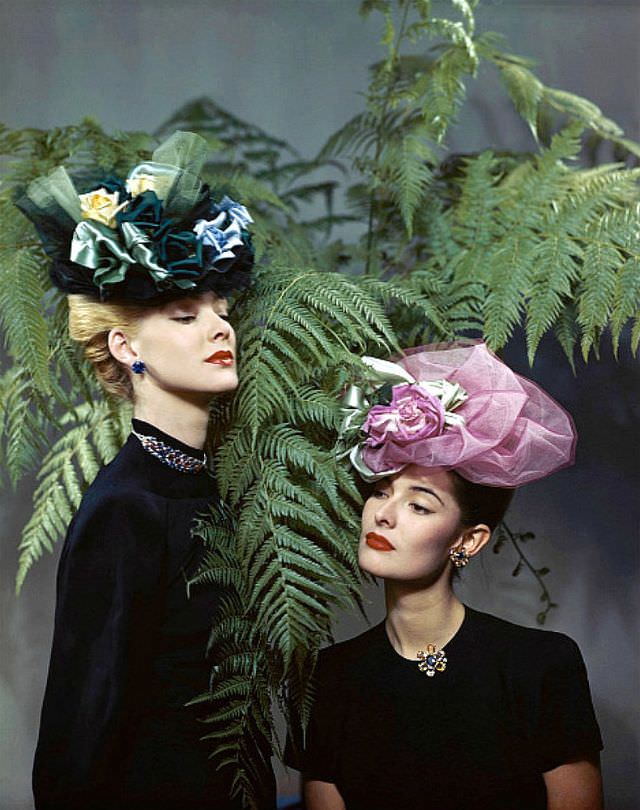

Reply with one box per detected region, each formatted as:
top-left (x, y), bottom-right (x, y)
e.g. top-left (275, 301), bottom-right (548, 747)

top-left (132, 360), bottom-right (146, 375)
top-left (449, 546), bottom-right (469, 568)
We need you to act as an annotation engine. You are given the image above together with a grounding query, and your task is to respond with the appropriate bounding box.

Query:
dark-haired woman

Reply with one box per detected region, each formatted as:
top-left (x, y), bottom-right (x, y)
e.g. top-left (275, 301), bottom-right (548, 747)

top-left (286, 342), bottom-right (603, 810)
top-left (17, 134), bottom-right (275, 809)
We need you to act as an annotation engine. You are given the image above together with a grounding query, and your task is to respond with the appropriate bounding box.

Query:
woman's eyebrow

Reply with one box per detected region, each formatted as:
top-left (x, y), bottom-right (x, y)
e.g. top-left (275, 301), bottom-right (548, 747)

top-left (409, 486), bottom-right (445, 506)
top-left (164, 300), bottom-right (196, 312)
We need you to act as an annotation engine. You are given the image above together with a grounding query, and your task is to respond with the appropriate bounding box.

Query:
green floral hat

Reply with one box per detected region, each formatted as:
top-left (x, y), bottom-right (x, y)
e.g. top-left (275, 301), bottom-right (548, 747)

top-left (16, 131), bottom-right (254, 302)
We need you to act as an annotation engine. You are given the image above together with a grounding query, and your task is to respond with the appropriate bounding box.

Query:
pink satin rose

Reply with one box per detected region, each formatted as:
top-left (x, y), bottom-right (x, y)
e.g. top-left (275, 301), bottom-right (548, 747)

top-left (362, 383), bottom-right (446, 447)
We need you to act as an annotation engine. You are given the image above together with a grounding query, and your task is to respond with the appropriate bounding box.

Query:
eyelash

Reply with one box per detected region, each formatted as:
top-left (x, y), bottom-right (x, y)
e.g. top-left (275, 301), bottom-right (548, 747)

top-left (171, 313), bottom-right (230, 324)
top-left (410, 504), bottom-right (431, 515)
top-left (370, 490), bottom-right (431, 515)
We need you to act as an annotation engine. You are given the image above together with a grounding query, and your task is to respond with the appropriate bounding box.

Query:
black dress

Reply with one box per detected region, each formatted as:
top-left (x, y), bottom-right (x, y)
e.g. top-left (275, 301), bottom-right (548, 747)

top-left (33, 420), bottom-right (274, 810)
top-left (285, 607), bottom-right (602, 810)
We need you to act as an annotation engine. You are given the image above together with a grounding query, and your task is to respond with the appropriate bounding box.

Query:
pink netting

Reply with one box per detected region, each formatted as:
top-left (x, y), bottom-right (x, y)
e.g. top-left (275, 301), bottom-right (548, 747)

top-left (361, 341), bottom-right (576, 487)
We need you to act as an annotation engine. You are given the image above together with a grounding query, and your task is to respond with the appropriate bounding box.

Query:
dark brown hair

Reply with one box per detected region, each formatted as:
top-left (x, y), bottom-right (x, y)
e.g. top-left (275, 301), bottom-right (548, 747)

top-left (449, 470), bottom-right (515, 531)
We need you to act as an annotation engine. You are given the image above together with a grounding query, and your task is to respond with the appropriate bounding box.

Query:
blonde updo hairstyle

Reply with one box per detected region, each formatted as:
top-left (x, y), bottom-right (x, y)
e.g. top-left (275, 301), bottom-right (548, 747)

top-left (67, 295), bottom-right (152, 401)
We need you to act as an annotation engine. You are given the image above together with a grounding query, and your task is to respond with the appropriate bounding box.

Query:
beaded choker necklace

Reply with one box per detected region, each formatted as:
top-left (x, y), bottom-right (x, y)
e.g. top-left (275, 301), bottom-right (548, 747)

top-left (131, 429), bottom-right (206, 474)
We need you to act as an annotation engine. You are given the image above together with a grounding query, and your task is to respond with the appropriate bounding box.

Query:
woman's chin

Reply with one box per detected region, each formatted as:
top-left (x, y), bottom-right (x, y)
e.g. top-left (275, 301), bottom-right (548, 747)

top-left (358, 547), bottom-right (392, 577)
top-left (214, 375), bottom-right (239, 393)
top-left (205, 368), bottom-right (239, 393)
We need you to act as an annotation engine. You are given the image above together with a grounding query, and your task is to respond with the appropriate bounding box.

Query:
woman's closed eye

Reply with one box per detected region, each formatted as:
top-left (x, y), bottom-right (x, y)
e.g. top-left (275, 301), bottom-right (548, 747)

top-left (410, 502), bottom-right (431, 515)
top-left (171, 315), bottom-right (197, 324)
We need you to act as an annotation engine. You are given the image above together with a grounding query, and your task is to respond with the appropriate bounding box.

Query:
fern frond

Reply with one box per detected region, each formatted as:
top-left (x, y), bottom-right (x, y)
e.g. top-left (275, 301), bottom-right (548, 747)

top-left (577, 219), bottom-right (621, 360)
top-left (611, 258), bottom-right (640, 356)
top-left (318, 111), bottom-right (384, 161)
top-left (0, 245), bottom-right (51, 393)
top-left (525, 231), bottom-right (580, 363)
top-left (552, 303), bottom-right (580, 371)
top-left (15, 401), bottom-right (128, 592)
top-left (190, 512), bottom-right (281, 810)
top-left (482, 235), bottom-right (533, 350)
top-left (412, 43), bottom-right (475, 144)
top-left (491, 57), bottom-right (544, 139)
top-left (381, 132), bottom-right (434, 235)
top-left (451, 151), bottom-right (502, 250)
top-left (0, 367), bottom-right (48, 487)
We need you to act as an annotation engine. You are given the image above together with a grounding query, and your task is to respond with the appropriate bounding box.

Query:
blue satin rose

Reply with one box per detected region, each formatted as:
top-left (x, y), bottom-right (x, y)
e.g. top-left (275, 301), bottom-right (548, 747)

top-left (193, 212), bottom-right (244, 267)
top-left (211, 196), bottom-right (253, 229)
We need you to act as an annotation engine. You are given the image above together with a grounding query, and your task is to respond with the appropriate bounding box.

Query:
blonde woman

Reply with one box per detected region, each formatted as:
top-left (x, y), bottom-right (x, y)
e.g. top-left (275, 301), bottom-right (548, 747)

top-left (17, 134), bottom-right (274, 809)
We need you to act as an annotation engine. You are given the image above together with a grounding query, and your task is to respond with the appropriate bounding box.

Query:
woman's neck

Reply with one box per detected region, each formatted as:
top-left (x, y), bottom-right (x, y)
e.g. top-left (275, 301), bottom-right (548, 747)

top-left (384, 580), bottom-right (464, 659)
top-left (133, 390), bottom-right (210, 450)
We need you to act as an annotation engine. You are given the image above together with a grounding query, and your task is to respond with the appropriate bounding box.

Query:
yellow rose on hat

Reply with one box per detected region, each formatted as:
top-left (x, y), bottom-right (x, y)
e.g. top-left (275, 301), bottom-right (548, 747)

top-left (79, 188), bottom-right (127, 228)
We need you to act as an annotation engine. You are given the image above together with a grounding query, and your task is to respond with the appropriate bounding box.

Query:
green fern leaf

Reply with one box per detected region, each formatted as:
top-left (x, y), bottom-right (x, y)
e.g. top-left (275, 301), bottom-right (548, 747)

top-left (577, 219), bottom-right (620, 360)
top-left (0, 246), bottom-right (51, 393)
top-left (483, 236), bottom-right (533, 350)
top-left (611, 258), bottom-right (640, 356)
top-left (525, 232), bottom-right (580, 363)
top-left (1, 367), bottom-right (48, 487)
top-left (382, 133), bottom-right (434, 235)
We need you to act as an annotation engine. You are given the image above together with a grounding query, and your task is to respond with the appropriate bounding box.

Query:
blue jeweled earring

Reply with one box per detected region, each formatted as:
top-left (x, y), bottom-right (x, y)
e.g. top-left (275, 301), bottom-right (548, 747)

top-left (449, 547), bottom-right (469, 568)
top-left (132, 359), bottom-right (146, 375)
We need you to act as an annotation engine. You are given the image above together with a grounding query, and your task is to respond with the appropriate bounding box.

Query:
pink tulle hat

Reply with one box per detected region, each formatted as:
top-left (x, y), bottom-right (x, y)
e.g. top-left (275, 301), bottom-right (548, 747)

top-left (342, 340), bottom-right (576, 487)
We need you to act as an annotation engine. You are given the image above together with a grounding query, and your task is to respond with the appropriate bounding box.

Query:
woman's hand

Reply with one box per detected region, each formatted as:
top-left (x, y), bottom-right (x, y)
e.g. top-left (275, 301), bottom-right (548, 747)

top-left (543, 756), bottom-right (604, 810)
top-left (303, 778), bottom-right (346, 810)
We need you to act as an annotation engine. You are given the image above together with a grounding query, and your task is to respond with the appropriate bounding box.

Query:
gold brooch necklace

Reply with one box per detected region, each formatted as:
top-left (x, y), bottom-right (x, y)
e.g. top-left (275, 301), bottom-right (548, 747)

top-left (416, 643), bottom-right (447, 677)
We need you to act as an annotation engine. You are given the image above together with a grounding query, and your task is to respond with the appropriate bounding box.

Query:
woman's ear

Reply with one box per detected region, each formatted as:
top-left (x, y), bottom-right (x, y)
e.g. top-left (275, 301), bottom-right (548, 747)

top-left (107, 328), bottom-right (138, 367)
top-left (454, 524), bottom-right (492, 559)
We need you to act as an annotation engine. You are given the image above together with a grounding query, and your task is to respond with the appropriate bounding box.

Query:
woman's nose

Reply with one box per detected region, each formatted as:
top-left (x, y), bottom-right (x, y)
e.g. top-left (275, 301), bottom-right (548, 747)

top-left (208, 313), bottom-right (231, 342)
top-left (375, 499), bottom-right (396, 528)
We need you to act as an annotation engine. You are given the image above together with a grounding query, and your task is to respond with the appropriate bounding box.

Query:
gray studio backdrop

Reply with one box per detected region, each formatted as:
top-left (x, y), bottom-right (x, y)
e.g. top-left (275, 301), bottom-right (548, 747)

top-left (1, 1), bottom-right (639, 808)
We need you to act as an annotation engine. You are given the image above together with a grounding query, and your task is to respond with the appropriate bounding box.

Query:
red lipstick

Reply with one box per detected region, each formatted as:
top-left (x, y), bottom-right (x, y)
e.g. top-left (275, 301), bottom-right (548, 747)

top-left (365, 532), bottom-right (395, 551)
top-left (205, 350), bottom-right (234, 366)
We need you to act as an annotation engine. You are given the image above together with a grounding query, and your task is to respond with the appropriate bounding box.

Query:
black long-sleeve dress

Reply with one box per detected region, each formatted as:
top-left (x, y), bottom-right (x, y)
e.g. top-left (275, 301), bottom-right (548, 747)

top-left (33, 419), bottom-right (273, 810)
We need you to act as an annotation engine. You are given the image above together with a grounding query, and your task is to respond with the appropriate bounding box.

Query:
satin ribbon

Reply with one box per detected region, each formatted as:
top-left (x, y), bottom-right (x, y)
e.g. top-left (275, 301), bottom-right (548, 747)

top-left (337, 356), bottom-right (468, 481)
top-left (70, 220), bottom-right (201, 290)
top-left (116, 190), bottom-right (163, 232)
top-left (215, 196), bottom-right (254, 230)
top-left (193, 216), bottom-right (244, 264)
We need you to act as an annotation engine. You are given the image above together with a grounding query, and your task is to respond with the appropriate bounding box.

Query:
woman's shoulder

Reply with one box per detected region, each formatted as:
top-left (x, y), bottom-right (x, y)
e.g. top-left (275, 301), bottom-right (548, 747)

top-left (53, 474), bottom-right (168, 600)
top-left (466, 607), bottom-right (585, 671)
top-left (316, 623), bottom-right (385, 674)
top-left (85, 436), bottom-right (154, 494)
top-left (79, 466), bottom-right (167, 522)
top-left (79, 431), bottom-right (197, 513)
top-left (65, 446), bottom-right (169, 551)
top-left (80, 478), bottom-right (167, 521)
